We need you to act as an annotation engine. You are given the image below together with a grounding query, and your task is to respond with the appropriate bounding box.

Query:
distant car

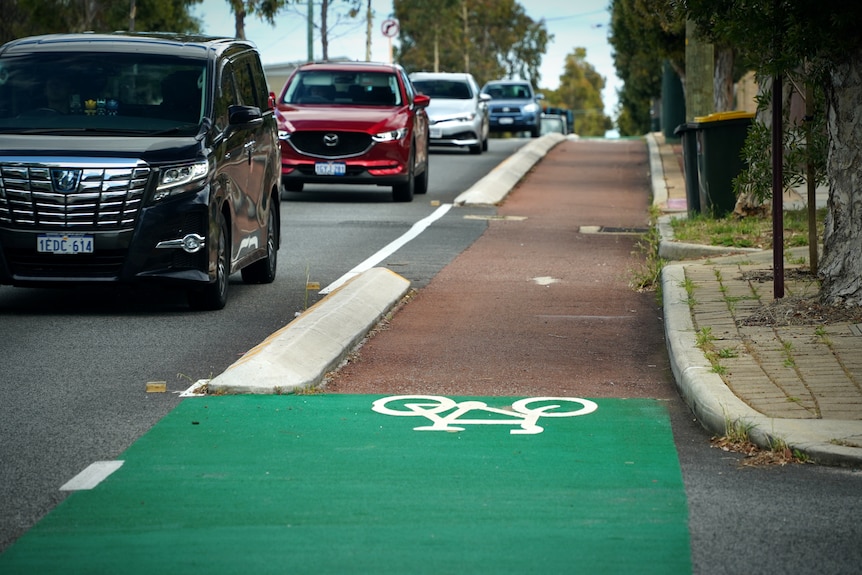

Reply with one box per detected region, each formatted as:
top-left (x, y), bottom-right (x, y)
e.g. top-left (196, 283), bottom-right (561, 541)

top-left (481, 80), bottom-right (543, 138)
top-left (276, 61), bottom-right (430, 202)
top-left (410, 72), bottom-right (490, 155)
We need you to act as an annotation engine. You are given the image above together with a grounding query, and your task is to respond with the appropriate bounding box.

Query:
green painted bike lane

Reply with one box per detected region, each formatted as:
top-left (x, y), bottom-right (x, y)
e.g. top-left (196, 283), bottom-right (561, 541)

top-left (0, 395), bottom-right (691, 574)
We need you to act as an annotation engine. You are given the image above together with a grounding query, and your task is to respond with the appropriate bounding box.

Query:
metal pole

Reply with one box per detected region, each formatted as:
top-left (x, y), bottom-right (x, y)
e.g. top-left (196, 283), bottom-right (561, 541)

top-left (772, 72), bottom-right (784, 298)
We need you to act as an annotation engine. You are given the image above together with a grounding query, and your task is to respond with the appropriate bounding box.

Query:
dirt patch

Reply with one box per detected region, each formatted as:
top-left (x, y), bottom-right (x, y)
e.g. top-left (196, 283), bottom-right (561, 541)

top-left (737, 269), bottom-right (862, 327)
top-left (710, 436), bottom-right (809, 467)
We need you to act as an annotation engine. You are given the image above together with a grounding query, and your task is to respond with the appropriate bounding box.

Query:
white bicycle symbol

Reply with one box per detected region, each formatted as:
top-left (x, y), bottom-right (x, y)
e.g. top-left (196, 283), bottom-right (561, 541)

top-left (371, 395), bottom-right (598, 435)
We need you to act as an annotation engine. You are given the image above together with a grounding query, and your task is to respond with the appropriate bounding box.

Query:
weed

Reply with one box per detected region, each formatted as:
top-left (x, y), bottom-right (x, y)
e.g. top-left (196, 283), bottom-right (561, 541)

top-left (717, 347), bottom-right (738, 359)
top-left (725, 418), bottom-right (756, 443)
top-left (630, 205), bottom-right (666, 298)
top-left (781, 340), bottom-right (796, 368)
top-left (696, 326), bottom-right (715, 348)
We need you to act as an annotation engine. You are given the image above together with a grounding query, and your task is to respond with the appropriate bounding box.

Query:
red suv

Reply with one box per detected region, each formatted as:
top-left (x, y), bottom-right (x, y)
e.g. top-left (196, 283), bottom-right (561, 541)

top-left (275, 61), bottom-right (430, 202)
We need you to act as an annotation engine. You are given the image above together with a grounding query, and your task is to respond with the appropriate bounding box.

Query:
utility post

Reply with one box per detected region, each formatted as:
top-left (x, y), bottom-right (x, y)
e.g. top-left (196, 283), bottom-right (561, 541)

top-left (365, 0), bottom-right (372, 61)
top-left (307, 0), bottom-right (314, 61)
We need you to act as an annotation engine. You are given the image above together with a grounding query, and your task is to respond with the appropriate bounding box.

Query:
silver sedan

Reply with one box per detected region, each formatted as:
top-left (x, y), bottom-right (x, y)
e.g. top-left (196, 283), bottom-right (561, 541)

top-left (410, 72), bottom-right (490, 155)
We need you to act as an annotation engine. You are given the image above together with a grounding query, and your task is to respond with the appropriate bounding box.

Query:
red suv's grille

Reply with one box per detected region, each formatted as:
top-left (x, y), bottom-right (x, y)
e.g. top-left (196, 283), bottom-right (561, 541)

top-left (288, 131), bottom-right (373, 158)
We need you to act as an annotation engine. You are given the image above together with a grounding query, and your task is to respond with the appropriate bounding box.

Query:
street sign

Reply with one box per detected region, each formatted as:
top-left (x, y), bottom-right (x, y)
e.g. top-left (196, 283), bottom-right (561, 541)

top-left (381, 18), bottom-right (399, 38)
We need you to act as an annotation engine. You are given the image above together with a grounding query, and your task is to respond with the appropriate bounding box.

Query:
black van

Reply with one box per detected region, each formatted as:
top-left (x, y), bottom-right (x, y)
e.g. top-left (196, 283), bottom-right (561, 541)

top-left (0, 33), bottom-right (281, 310)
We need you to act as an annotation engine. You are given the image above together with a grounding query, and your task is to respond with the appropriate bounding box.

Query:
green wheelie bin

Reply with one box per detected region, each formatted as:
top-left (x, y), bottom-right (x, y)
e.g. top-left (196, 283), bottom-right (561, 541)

top-left (673, 122), bottom-right (700, 215)
top-left (693, 111), bottom-right (754, 217)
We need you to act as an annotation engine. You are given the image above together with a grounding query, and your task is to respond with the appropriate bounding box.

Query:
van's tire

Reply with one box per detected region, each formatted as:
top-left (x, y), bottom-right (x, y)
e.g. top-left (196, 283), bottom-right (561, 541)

top-left (241, 202), bottom-right (278, 284)
top-left (189, 212), bottom-right (229, 311)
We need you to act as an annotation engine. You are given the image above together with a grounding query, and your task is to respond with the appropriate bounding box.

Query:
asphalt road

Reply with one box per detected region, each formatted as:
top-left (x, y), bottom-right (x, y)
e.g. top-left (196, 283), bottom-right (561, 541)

top-left (0, 138), bottom-right (527, 552)
top-left (3, 137), bottom-right (862, 575)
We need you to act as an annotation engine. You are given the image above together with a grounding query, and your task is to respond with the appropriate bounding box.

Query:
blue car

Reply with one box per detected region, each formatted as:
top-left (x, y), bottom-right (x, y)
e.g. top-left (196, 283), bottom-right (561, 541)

top-left (481, 80), bottom-right (543, 138)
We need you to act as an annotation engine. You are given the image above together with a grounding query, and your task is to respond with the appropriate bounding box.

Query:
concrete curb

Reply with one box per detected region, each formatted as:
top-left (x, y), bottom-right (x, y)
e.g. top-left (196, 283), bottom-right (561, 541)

top-left (207, 268), bottom-right (410, 394)
top-left (646, 133), bottom-right (668, 208)
top-left (454, 133), bottom-right (565, 206)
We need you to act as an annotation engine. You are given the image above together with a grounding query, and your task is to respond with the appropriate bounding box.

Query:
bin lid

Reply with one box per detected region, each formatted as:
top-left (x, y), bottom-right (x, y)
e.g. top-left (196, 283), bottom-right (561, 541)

top-left (673, 122), bottom-right (698, 135)
top-left (693, 111), bottom-right (755, 123)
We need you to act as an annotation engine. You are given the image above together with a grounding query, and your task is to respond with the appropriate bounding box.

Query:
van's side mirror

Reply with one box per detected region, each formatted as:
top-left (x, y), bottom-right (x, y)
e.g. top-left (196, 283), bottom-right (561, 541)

top-left (228, 105), bottom-right (263, 126)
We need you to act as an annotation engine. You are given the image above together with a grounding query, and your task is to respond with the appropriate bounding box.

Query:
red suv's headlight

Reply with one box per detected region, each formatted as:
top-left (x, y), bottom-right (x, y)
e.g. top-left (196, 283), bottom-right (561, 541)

top-left (372, 127), bottom-right (408, 143)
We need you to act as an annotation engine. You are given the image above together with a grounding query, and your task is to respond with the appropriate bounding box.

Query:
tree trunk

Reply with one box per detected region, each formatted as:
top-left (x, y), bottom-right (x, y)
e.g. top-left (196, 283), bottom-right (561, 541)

top-left (231, 0), bottom-right (246, 40)
top-left (321, 0), bottom-right (329, 60)
top-left (821, 47), bottom-right (862, 307)
top-left (713, 47), bottom-right (734, 111)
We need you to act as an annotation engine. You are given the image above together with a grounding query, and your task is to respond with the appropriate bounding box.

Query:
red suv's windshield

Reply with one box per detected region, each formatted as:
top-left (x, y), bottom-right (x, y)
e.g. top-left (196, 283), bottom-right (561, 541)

top-left (282, 70), bottom-right (402, 106)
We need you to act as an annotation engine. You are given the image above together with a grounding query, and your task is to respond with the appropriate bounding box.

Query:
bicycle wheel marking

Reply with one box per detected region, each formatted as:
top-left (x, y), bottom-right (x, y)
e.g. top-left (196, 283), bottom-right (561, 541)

top-left (371, 395), bottom-right (598, 434)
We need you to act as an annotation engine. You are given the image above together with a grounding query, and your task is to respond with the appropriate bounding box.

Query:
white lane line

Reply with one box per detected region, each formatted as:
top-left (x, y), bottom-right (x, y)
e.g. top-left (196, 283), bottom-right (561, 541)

top-left (320, 203), bottom-right (453, 295)
top-left (59, 460), bottom-right (124, 491)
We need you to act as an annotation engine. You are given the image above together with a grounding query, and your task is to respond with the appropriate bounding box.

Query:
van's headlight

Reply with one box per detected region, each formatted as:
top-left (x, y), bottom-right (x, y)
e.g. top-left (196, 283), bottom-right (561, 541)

top-left (153, 161), bottom-right (209, 201)
top-left (372, 127), bottom-right (408, 143)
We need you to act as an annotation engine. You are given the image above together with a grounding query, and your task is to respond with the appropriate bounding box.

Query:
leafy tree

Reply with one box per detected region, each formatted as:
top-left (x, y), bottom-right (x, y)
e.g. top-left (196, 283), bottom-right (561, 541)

top-left (544, 47), bottom-right (611, 137)
top-left (1, 0), bottom-right (203, 44)
top-left (226, 0), bottom-right (289, 40)
top-left (609, 0), bottom-right (684, 135)
top-left (394, 0), bottom-right (549, 88)
top-left (682, 0), bottom-right (862, 306)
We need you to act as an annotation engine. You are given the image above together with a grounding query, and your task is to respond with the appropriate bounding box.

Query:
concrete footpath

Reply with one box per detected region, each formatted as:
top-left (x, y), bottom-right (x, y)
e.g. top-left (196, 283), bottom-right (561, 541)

top-left (648, 133), bottom-right (862, 466)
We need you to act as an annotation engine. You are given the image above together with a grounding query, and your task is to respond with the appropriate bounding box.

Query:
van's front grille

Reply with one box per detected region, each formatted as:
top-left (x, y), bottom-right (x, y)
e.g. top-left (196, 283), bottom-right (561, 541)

top-left (0, 159), bottom-right (151, 231)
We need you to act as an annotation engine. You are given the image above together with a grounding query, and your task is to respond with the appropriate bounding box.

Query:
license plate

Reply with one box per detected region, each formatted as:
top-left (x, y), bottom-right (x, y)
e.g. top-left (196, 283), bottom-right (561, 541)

top-left (499, 117), bottom-right (514, 125)
top-left (37, 233), bottom-right (94, 254)
top-left (315, 162), bottom-right (346, 176)
top-left (430, 127), bottom-right (442, 139)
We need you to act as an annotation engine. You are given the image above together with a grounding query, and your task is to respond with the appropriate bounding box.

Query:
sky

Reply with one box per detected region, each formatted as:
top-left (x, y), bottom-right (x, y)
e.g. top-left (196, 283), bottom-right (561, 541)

top-left (193, 0), bottom-right (621, 116)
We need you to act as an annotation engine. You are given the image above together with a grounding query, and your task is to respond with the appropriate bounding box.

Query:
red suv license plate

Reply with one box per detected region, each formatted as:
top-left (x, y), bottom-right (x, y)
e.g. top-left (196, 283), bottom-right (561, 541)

top-left (315, 162), bottom-right (346, 176)
top-left (37, 233), bottom-right (94, 254)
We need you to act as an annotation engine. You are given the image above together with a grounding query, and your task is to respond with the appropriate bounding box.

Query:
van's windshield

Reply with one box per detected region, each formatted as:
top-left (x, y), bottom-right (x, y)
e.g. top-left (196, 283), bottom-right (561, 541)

top-left (0, 51), bottom-right (207, 134)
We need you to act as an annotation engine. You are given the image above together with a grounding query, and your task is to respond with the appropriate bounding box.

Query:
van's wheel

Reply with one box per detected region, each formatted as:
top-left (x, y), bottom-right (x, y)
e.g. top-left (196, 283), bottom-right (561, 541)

top-left (189, 212), bottom-right (229, 311)
top-left (241, 202), bottom-right (278, 284)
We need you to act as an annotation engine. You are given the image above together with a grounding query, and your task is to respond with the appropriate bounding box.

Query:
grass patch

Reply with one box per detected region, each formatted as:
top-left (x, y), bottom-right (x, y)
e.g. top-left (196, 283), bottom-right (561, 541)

top-left (670, 208), bottom-right (825, 249)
